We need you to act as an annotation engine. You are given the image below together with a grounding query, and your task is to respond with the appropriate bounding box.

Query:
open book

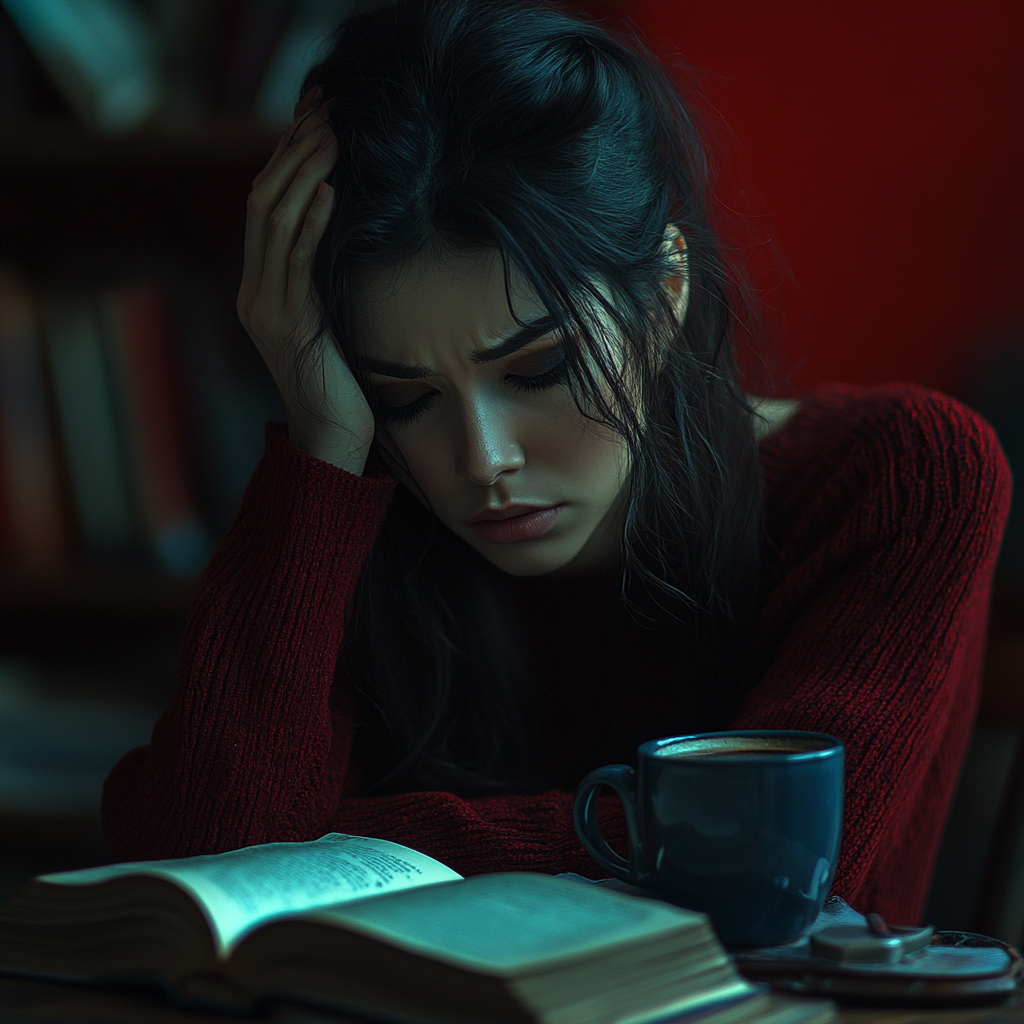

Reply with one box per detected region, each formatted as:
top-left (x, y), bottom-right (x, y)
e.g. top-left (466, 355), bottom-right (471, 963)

top-left (0, 833), bottom-right (836, 1024)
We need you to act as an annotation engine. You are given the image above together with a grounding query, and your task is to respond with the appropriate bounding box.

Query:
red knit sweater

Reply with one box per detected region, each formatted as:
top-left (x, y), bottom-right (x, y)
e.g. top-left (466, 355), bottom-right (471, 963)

top-left (102, 383), bottom-right (1011, 925)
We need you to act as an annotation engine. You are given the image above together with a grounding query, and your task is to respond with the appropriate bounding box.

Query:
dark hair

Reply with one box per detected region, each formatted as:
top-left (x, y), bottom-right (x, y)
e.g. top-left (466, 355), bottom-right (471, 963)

top-left (300, 0), bottom-right (763, 794)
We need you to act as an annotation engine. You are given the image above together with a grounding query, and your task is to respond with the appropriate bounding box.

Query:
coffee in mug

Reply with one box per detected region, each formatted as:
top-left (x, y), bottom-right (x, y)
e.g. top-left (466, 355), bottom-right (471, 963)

top-left (573, 730), bottom-right (844, 948)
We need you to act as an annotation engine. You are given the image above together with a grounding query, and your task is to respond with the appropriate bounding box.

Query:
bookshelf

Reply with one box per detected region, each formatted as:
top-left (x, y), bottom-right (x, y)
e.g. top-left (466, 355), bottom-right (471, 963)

top-left (0, 0), bottom-right (339, 894)
top-left (0, 118), bottom-right (284, 899)
top-left (0, 115), bottom-right (272, 897)
top-left (0, 118), bottom-right (276, 603)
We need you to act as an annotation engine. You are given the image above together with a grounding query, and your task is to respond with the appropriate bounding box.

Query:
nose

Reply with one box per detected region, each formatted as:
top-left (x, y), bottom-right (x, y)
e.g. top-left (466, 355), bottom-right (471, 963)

top-left (454, 396), bottom-right (525, 486)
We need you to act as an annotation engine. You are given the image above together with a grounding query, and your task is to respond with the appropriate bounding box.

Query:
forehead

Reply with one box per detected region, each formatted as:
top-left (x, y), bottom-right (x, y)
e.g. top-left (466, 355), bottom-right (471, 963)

top-left (351, 247), bottom-right (544, 356)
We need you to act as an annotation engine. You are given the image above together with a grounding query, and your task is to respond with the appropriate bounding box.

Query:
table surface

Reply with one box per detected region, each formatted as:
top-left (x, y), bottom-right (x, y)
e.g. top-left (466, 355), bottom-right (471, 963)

top-left (1, 976), bottom-right (1021, 1024)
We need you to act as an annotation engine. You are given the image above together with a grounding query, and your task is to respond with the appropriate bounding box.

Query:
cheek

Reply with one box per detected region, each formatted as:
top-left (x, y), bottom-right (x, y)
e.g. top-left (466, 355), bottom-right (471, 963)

top-left (550, 405), bottom-right (628, 485)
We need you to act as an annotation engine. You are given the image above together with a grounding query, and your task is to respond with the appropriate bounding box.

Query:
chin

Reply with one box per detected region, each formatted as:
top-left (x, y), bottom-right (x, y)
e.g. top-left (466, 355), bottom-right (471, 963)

top-left (471, 540), bottom-right (581, 577)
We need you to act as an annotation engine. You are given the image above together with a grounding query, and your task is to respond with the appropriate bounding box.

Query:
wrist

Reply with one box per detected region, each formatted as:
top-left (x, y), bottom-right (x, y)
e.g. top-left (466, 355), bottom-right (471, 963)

top-left (286, 415), bottom-right (372, 476)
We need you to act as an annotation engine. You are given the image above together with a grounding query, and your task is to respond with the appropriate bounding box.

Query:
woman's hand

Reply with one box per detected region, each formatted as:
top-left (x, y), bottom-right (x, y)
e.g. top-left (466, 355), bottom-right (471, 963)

top-left (238, 90), bottom-right (376, 475)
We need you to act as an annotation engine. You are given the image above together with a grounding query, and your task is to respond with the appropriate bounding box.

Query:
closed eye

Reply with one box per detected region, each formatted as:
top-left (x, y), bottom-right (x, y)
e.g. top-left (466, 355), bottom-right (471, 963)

top-left (372, 387), bottom-right (437, 425)
top-left (372, 342), bottom-right (569, 426)
top-left (506, 344), bottom-right (569, 393)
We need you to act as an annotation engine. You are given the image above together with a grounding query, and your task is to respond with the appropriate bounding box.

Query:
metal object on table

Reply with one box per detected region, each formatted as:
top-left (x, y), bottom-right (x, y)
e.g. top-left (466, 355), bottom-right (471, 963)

top-left (810, 914), bottom-right (934, 964)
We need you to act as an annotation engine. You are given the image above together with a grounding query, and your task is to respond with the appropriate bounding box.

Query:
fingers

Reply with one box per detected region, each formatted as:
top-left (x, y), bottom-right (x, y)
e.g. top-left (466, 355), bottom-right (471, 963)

top-left (286, 181), bottom-right (335, 313)
top-left (257, 132), bottom-right (338, 318)
top-left (251, 103), bottom-right (329, 192)
top-left (293, 85), bottom-right (323, 120)
top-left (240, 122), bottom-right (333, 312)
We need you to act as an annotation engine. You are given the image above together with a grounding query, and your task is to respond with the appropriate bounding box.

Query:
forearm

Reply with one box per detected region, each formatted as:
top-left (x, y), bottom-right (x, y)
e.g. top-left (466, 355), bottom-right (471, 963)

top-left (102, 426), bottom-right (396, 860)
top-left (329, 790), bottom-right (627, 878)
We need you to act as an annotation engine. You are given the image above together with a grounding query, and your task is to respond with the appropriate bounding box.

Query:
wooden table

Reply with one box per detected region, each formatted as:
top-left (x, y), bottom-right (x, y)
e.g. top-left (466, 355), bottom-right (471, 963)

top-left (1, 976), bottom-right (1021, 1024)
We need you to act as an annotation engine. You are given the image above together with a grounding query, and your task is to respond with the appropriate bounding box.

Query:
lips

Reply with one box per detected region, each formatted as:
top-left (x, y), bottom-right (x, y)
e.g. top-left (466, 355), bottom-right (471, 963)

top-left (467, 504), bottom-right (564, 544)
top-left (467, 503), bottom-right (558, 524)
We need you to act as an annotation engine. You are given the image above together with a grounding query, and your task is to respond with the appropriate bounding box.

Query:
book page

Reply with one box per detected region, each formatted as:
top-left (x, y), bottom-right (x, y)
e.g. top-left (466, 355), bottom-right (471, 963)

top-left (38, 834), bottom-right (462, 953)
top-left (303, 872), bottom-right (707, 973)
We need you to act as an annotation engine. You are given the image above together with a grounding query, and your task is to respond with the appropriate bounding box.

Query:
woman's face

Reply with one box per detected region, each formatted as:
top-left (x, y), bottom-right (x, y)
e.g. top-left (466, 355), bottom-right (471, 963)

top-left (352, 247), bottom-right (633, 577)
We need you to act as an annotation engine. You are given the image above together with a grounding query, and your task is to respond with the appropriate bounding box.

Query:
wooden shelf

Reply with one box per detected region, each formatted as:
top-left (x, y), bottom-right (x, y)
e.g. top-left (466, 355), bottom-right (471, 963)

top-left (0, 122), bottom-right (268, 267)
top-left (0, 119), bottom-right (280, 168)
top-left (0, 567), bottom-right (199, 620)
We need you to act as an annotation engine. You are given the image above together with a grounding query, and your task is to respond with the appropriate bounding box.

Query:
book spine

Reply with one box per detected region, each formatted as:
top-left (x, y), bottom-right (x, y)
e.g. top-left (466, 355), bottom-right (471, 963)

top-left (220, 0), bottom-right (301, 114)
top-left (39, 290), bottom-right (136, 563)
top-left (165, 269), bottom-right (284, 535)
top-left (0, 269), bottom-right (68, 566)
top-left (105, 284), bottom-right (212, 576)
top-left (154, 0), bottom-right (219, 121)
top-left (95, 289), bottom-right (150, 559)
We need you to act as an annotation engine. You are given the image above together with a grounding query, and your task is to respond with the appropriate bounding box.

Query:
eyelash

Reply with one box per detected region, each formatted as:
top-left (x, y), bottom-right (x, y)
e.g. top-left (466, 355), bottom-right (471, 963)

top-left (374, 350), bottom-right (571, 427)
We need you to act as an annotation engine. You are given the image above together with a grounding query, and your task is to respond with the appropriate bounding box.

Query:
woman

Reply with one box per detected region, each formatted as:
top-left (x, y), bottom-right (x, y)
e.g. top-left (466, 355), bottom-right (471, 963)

top-left (103, 0), bottom-right (1010, 926)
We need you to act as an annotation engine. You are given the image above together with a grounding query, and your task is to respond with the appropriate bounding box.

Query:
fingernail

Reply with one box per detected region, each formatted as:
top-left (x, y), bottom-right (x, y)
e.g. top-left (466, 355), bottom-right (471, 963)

top-left (318, 129), bottom-right (335, 151)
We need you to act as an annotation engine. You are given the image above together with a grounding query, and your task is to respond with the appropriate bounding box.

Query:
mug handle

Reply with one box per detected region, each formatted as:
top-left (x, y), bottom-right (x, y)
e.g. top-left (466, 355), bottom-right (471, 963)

top-left (573, 764), bottom-right (646, 885)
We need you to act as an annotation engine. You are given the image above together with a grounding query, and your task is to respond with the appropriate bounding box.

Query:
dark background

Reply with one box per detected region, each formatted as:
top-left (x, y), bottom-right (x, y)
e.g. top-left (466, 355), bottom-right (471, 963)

top-left (631, 0), bottom-right (1024, 397)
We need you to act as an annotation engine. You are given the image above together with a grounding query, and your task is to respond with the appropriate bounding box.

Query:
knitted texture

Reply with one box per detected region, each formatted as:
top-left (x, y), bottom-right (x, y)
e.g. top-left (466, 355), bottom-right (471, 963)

top-left (102, 383), bottom-right (1011, 925)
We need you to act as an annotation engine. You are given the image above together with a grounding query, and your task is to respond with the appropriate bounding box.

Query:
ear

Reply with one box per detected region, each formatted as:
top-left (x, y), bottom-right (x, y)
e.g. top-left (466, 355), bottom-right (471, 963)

top-left (660, 223), bottom-right (689, 327)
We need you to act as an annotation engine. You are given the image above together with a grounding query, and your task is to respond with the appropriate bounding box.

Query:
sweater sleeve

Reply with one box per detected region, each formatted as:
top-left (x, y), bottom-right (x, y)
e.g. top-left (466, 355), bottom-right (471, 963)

top-left (733, 385), bottom-right (1012, 925)
top-left (101, 424), bottom-right (397, 860)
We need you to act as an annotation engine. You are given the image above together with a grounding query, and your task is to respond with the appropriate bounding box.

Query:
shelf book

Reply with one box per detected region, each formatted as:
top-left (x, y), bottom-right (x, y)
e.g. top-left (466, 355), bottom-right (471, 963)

top-left (39, 288), bottom-right (138, 564)
top-left (0, 266), bottom-right (68, 566)
top-left (36, 282), bottom-right (214, 574)
top-left (0, 832), bottom-right (837, 1024)
top-left (0, 261), bottom-right (283, 580)
top-left (99, 284), bottom-right (213, 575)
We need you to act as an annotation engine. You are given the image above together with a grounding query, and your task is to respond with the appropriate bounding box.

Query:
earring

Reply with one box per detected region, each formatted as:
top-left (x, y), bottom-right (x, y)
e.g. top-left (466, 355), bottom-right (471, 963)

top-left (663, 226), bottom-right (687, 259)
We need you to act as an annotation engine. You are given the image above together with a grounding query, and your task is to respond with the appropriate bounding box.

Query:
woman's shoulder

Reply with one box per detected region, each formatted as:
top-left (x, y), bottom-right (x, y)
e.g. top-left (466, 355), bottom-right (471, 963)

top-left (761, 380), bottom-right (1006, 479)
top-left (750, 396), bottom-right (802, 442)
top-left (757, 381), bottom-right (1011, 553)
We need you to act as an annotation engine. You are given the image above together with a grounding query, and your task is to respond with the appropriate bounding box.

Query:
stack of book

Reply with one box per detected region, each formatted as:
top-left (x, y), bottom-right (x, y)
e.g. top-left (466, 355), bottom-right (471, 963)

top-left (0, 264), bottom-right (282, 577)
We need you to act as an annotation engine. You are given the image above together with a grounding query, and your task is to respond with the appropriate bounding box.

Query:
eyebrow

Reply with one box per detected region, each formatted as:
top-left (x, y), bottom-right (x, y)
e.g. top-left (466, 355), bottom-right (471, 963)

top-left (360, 316), bottom-right (558, 378)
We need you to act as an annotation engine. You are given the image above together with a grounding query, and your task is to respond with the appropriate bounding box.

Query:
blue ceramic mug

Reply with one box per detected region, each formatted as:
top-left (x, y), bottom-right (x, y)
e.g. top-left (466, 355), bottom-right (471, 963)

top-left (573, 731), bottom-right (844, 947)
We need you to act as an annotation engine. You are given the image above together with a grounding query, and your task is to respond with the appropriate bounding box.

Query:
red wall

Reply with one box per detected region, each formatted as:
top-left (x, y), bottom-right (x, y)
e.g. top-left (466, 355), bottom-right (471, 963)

top-left (630, 0), bottom-right (1024, 397)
